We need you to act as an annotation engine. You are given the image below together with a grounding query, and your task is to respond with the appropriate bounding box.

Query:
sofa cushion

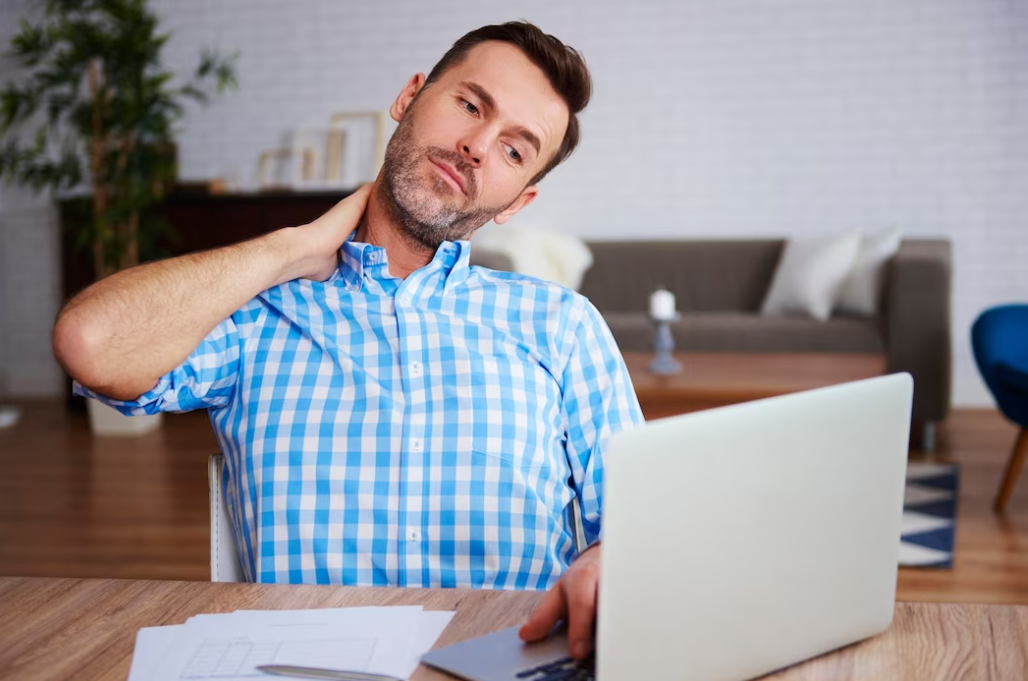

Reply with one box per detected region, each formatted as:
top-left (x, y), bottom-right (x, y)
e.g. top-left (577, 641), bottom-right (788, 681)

top-left (603, 312), bottom-right (885, 354)
top-left (579, 240), bottom-right (784, 313)
top-left (760, 232), bottom-right (862, 321)
top-left (836, 230), bottom-right (902, 316)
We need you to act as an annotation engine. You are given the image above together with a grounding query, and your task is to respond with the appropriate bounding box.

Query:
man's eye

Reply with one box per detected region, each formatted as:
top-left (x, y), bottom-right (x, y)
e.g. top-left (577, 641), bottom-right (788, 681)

top-left (461, 99), bottom-right (479, 115)
top-left (505, 144), bottom-right (522, 163)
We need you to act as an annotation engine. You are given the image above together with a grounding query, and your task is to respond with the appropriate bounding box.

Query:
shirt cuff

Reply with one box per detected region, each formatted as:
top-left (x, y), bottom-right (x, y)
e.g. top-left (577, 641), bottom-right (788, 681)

top-left (73, 375), bottom-right (170, 416)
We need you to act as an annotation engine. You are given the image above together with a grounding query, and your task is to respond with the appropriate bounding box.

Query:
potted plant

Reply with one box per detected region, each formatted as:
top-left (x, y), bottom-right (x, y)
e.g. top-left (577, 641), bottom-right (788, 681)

top-left (0, 0), bottom-right (237, 434)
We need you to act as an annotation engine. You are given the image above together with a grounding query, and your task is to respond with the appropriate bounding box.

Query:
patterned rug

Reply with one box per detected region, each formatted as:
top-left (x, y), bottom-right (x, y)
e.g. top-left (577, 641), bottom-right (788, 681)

top-left (900, 463), bottom-right (959, 569)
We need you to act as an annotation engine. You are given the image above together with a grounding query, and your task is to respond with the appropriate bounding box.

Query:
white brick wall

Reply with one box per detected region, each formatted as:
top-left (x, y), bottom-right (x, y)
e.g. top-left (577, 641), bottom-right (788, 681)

top-left (0, 187), bottom-right (61, 398)
top-left (2, 0), bottom-right (1026, 405)
top-left (0, 0), bottom-right (63, 398)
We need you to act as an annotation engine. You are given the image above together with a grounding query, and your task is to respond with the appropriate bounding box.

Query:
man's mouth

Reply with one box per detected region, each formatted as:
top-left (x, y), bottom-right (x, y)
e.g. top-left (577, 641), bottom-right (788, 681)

top-left (429, 158), bottom-right (468, 195)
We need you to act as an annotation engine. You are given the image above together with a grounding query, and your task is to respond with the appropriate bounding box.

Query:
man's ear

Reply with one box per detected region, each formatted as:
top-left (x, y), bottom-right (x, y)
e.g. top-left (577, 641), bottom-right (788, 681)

top-left (390, 73), bottom-right (427, 123)
top-left (493, 186), bottom-right (539, 225)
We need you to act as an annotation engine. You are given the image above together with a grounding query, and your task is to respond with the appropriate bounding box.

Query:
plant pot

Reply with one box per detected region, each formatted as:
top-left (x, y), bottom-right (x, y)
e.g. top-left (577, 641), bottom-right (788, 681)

top-left (86, 398), bottom-right (162, 436)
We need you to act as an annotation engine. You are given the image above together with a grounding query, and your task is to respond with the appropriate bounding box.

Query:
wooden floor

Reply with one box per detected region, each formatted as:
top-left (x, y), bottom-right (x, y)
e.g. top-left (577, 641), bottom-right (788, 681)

top-left (1, 401), bottom-right (1027, 603)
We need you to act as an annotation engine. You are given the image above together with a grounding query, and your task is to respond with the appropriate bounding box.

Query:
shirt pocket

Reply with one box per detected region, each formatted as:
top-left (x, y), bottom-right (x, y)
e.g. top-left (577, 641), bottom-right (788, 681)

top-left (453, 344), bottom-right (553, 472)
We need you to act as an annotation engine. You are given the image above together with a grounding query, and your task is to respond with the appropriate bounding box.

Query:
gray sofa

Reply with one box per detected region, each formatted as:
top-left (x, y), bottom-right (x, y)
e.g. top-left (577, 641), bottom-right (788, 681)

top-left (472, 238), bottom-right (952, 445)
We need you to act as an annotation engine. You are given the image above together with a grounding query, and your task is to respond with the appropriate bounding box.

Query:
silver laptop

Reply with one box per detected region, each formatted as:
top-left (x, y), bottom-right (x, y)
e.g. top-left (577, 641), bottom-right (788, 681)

top-left (421, 373), bottom-right (913, 681)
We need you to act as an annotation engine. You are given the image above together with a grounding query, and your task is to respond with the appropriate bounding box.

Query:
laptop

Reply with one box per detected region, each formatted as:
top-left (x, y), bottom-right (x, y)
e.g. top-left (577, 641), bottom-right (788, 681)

top-left (421, 373), bottom-right (913, 681)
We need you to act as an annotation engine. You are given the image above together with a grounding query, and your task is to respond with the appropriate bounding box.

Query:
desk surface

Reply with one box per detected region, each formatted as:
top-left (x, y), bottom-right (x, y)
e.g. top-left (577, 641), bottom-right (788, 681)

top-left (1, 577), bottom-right (1027, 681)
top-left (622, 352), bottom-right (886, 418)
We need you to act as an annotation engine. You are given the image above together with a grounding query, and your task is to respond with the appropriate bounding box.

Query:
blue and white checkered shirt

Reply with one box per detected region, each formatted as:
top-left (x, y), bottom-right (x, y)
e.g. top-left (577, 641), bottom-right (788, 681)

top-left (78, 232), bottom-right (643, 589)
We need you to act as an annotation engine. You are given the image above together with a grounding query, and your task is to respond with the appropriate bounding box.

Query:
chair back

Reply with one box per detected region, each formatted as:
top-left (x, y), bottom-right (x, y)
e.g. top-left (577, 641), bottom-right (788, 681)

top-left (972, 304), bottom-right (1028, 427)
top-left (208, 453), bottom-right (246, 582)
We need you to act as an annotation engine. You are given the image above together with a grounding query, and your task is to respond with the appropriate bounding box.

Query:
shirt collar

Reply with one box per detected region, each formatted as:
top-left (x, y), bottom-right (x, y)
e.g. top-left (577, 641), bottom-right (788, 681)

top-left (335, 230), bottom-right (472, 295)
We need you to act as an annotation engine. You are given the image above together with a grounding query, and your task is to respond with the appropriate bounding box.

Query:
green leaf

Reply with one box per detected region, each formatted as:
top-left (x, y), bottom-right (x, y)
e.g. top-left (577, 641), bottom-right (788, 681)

top-left (9, 18), bottom-right (54, 66)
top-left (1, 0), bottom-right (240, 273)
top-left (0, 83), bottom-right (43, 130)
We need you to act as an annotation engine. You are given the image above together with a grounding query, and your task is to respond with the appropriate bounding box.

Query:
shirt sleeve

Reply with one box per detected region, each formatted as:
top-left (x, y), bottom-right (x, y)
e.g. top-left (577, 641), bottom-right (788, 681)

top-left (561, 297), bottom-right (645, 547)
top-left (73, 312), bottom-right (246, 415)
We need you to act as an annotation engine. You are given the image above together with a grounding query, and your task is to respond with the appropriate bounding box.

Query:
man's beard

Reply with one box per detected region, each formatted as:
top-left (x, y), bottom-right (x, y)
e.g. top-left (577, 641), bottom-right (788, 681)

top-left (380, 105), bottom-right (518, 251)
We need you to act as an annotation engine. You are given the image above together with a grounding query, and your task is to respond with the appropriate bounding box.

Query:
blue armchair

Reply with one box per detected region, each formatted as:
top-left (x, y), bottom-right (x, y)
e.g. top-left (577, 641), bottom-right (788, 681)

top-left (971, 304), bottom-right (1028, 512)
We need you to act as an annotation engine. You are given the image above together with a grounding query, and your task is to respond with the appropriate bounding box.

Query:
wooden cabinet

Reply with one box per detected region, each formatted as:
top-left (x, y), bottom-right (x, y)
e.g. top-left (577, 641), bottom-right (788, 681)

top-left (59, 189), bottom-right (353, 300)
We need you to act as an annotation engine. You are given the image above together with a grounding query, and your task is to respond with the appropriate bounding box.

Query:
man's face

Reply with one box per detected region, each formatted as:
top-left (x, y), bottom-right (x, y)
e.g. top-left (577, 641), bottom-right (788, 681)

top-left (380, 41), bottom-right (570, 250)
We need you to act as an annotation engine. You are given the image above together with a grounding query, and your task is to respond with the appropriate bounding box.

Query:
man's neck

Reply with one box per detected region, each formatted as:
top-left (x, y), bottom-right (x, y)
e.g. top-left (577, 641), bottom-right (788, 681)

top-left (353, 179), bottom-right (435, 280)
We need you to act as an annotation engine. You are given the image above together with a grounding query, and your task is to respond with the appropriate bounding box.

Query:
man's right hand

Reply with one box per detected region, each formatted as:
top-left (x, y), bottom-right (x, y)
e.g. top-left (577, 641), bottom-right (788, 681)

top-left (288, 183), bottom-right (373, 282)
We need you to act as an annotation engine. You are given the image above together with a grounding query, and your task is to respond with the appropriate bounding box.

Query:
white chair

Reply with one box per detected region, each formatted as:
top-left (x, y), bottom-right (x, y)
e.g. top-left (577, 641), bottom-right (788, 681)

top-left (208, 453), bottom-right (588, 583)
top-left (208, 453), bottom-right (246, 582)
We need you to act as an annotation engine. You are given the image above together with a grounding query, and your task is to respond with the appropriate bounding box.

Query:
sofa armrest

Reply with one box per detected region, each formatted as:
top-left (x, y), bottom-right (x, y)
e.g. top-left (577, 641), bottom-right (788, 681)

top-left (884, 239), bottom-right (952, 423)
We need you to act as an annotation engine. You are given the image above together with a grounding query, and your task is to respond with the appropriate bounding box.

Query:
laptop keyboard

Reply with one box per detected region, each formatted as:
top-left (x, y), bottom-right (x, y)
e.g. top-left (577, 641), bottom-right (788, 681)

top-left (514, 654), bottom-right (595, 681)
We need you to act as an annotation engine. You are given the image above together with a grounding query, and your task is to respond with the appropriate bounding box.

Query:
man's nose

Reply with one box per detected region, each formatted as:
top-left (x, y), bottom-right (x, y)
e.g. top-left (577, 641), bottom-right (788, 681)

top-left (461, 145), bottom-right (481, 167)
top-left (457, 133), bottom-right (486, 168)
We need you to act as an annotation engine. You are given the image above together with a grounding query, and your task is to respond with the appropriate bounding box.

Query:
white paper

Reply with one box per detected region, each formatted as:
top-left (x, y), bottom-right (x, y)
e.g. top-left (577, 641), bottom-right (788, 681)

top-left (157, 609), bottom-right (419, 680)
top-left (394, 610), bottom-right (457, 675)
top-left (127, 625), bottom-right (183, 681)
top-left (131, 606), bottom-right (455, 681)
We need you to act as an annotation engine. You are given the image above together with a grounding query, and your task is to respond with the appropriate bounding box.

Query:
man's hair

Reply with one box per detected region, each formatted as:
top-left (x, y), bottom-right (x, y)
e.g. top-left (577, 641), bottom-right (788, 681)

top-left (424, 21), bottom-right (592, 186)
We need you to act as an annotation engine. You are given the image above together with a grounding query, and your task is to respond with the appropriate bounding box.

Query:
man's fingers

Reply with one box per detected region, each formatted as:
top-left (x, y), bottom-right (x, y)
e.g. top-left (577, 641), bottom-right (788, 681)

top-left (300, 183), bottom-right (373, 280)
top-left (563, 564), bottom-right (599, 659)
top-left (327, 183), bottom-right (373, 222)
top-left (518, 582), bottom-right (566, 642)
top-left (346, 182), bottom-right (374, 206)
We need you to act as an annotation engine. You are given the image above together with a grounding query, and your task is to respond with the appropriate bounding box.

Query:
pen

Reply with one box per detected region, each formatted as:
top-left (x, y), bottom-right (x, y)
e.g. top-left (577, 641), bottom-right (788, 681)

top-left (255, 664), bottom-right (404, 681)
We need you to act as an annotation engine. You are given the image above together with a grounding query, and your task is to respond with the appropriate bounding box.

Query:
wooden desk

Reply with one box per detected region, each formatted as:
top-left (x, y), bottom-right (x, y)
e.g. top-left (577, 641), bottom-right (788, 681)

top-left (623, 352), bottom-right (887, 419)
top-left (1, 577), bottom-right (1026, 681)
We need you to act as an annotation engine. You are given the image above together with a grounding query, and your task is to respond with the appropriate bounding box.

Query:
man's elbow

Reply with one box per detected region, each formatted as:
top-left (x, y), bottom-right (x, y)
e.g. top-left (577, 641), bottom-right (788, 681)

top-left (52, 310), bottom-right (149, 401)
top-left (53, 308), bottom-right (100, 384)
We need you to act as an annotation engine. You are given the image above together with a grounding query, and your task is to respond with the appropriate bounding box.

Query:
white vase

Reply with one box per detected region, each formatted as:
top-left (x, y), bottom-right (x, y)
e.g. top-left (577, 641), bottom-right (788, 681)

top-left (0, 406), bottom-right (20, 429)
top-left (86, 398), bottom-right (162, 436)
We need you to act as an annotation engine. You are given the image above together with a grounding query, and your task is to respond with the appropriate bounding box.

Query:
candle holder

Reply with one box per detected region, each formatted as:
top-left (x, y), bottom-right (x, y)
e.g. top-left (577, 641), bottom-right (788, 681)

top-left (649, 313), bottom-right (682, 374)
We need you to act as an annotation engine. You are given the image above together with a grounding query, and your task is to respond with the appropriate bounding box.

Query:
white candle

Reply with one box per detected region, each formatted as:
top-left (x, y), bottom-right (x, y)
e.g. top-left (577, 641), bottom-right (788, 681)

top-left (650, 288), bottom-right (676, 321)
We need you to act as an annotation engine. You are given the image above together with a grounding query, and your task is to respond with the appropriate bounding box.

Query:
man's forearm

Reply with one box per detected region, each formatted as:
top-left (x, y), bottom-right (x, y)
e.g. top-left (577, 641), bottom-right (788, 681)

top-left (53, 227), bottom-right (309, 401)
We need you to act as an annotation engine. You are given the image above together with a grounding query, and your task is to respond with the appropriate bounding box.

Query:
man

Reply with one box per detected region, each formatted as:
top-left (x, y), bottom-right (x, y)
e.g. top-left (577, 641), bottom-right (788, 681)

top-left (53, 21), bottom-right (642, 660)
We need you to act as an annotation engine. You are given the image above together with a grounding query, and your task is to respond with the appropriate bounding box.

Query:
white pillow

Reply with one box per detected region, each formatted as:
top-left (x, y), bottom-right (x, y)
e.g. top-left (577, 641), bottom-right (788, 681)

top-left (472, 224), bottom-right (594, 291)
top-left (760, 233), bottom-right (862, 321)
top-left (835, 230), bottom-right (902, 316)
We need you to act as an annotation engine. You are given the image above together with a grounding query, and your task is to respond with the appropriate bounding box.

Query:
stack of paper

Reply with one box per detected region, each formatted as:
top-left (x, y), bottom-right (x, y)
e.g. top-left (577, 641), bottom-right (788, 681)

top-left (128, 606), bottom-right (455, 681)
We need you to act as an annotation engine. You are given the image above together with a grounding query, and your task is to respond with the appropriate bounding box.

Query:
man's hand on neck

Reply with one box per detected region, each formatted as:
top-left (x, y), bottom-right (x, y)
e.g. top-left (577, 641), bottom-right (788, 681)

top-left (290, 177), bottom-right (437, 284)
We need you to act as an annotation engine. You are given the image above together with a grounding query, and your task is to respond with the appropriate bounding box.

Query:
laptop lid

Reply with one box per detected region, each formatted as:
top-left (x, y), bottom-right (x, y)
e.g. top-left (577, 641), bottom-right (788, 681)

top-left (596, 373), bottom-right (912, 681)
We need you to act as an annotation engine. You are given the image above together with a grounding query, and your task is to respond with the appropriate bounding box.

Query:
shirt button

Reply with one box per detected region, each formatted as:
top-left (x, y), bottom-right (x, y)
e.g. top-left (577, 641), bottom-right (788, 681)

top-left (408, 530), bottom-right (421, 542)
top-left (410, 361), bottom-right (423, 377)
top-left (412, 439), bottom-right (423, 453)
